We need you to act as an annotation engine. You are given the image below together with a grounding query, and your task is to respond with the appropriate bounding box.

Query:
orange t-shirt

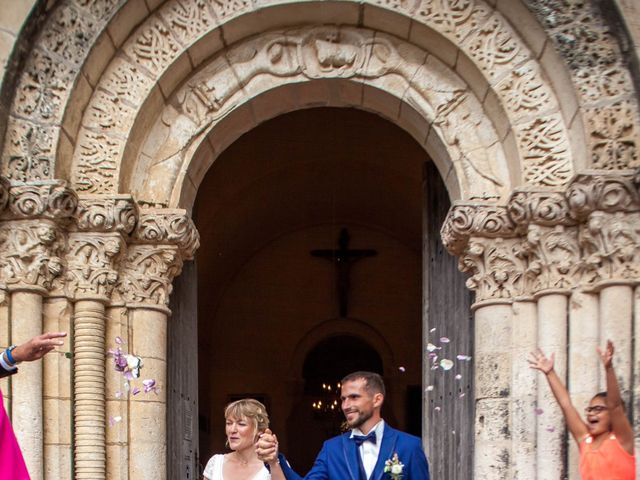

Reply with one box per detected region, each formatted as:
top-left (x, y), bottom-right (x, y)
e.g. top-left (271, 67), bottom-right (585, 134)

top-left (579, 434), bottom-right (635, 480)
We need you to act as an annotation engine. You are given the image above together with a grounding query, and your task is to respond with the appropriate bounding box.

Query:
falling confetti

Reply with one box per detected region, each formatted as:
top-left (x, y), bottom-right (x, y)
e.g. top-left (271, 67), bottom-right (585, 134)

top-left (427, 343), bottom-right (440, 352)
top-left (434, 406), bottom-right (441, 412)
top-left (455, 374), bottom-right (462, 380)
top-left (456, 354), bottom-right (472, 361)
top-left (429, 327), bottom-right (436, 333)
top-left (109, 416), bottom-right (122, 426)
top-left (440, 337), bottom-right (450, 343)
top-left (459, 393), bottom-right (466, 398)
top-left (143, 379), bottom-right (158, 394)
top-left (440, 359), bottom-right (454, 370)
top-left (425, 385), bottom-right (434, 392)
top-left (535, 408), bottom-right (544, 416)
top-left (546, 426), bottom-right (555, 433)
top-left (398, 366), bottom-right (406, 373)
top-left (132, 387), bottom-right (141, 396)
top-left (115, 336), bottom-right (124, 345)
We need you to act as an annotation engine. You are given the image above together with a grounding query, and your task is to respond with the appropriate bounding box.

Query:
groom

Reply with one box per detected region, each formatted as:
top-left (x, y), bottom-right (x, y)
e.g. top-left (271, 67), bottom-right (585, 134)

top-left (258, 371), bottom-right (430, 480)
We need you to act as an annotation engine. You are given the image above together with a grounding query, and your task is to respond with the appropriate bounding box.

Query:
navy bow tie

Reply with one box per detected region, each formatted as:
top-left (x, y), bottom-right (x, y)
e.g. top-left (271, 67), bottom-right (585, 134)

top-left (352, 431), bottom-right (377, 446)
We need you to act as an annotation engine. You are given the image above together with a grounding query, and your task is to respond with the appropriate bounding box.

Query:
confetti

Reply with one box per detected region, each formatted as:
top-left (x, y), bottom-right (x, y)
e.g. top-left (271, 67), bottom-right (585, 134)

top-left (143, 379), bottom-right (158, 394)
top-left (456, 354), bottom-right (472, 361)
top-left (440, 337), bottom-right (450, 343)
top-left (546, 426), bottom-right (555, 433)
top-left (455, 374), bottom-right (462, 380)
top-left (109, 416), bottom-right (122, 426)
top-left (115, 336), bottom-right (124, 345)
top-left (452, 430), bottom-right (456, 435)
top-left (535, 408), bottom-right (544, 416)
top-left (425, 385), bottom-right (434, 392)
top-left (434, 406), bottom-right (441, 412)
top-left (115, 391), bottom-right (123, 399)
top-left (427, 343), bottom-right (440, 352)
top-left (440, 359), bottom-right (454, 370)
top-left (398, 366), bottom-right (406, 373)
top-left (459, 393), bottom-right (466, 398)
top-left (132, 387), bottom-right (141, 396)
top-left (429, 327), bottom-right (436, 333)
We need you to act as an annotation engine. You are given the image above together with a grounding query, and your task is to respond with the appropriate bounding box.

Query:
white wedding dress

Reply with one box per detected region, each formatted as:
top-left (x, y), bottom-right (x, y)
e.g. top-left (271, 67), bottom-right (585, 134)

top-left (203, 454), bottom-right (271, 480)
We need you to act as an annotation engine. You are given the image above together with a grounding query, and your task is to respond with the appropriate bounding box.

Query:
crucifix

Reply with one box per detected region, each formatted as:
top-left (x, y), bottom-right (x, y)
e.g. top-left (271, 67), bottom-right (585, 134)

top-left (310, 228), bottom-right (377, 318)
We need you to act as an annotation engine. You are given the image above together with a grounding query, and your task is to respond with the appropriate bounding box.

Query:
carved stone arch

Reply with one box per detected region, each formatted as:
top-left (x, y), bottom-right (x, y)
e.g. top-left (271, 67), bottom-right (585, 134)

top-left (63, 0), bottom-right (579, 198)
top-left (287, 317), bottom-right (396, 381)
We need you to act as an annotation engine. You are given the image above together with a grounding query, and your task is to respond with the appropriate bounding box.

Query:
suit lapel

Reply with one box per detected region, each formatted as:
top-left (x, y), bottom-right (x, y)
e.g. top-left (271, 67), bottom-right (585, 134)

top-left (342, 433), bottom-right (360, 480)
top-left (372, 425), bottom-right (398, 480)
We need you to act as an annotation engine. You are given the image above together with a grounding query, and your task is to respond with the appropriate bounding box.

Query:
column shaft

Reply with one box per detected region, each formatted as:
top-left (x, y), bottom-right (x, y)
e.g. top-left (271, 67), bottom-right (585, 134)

top-left (11, 290), bottom-right (44, 480)
top-left (599, 286), bottom-right (633, 396)
top-left (536, 293), bottom-right (568, 479)
top-left (74, 300), bottom-right (106, 479)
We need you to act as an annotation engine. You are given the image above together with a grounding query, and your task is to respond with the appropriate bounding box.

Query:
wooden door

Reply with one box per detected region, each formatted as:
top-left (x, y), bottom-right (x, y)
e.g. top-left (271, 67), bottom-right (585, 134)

top-left (167, 260), bottom-right (199, 479)
top-left (424, 161), bottom-right (474, 478)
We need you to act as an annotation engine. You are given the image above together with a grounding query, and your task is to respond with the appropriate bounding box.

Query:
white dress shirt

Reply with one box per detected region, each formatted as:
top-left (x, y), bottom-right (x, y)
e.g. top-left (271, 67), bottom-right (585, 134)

top-left (350, 420), bottom-right (385, 479)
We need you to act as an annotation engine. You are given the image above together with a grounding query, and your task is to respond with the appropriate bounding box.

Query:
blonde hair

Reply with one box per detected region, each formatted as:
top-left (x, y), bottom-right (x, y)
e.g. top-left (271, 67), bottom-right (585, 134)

top-left (224, 398), bottom-right (269, 434)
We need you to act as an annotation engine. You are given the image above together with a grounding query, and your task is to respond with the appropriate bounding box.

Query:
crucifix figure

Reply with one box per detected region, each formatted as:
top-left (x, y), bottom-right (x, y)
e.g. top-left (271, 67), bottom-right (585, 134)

top-left (310, 228), bottom-right (377, 318)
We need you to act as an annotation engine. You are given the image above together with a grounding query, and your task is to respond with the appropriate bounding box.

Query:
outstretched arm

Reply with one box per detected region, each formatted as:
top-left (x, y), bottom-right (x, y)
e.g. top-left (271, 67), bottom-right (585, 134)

top-left (528, 349), bottom-right (588, 443)
top-left (597, 340), bottom-right (634, 454)
top-left (0, 332), bottom-right (67, 378)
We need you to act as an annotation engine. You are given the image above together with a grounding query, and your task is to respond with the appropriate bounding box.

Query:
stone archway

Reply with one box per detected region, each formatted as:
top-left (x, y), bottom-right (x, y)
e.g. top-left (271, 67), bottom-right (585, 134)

top-left (0, 0), bottom-right (638, 479)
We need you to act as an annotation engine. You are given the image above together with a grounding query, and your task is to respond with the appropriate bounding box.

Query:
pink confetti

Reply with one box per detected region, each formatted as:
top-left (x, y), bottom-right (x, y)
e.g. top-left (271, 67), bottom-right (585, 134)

top-left (535, 408), bottom-right (544, 415)
top-left (398, 366), bottom-right (406, 373)
top-left (143, 379), bottom-right (158, 394)
top-left (546, 426), bottom-right (555, 433)
top-left (109, 415), bottom-right (122, 426)
top-left (132, 387), bottom-right (141, 396)
top-left (115, 336), bottom-right (124, 345)
top-left (440, 337), bottom-right (450, 343)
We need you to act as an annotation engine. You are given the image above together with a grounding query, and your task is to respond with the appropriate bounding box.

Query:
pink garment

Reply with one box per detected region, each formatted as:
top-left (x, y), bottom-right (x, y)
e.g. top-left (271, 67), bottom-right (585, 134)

top-left (0, 388), bottom-right (30, 479)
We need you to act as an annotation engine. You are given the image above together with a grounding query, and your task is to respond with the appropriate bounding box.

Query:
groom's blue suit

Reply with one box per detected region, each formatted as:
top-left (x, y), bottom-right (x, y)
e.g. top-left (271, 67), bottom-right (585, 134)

top-left (278, 424), bottom-right (430, 480)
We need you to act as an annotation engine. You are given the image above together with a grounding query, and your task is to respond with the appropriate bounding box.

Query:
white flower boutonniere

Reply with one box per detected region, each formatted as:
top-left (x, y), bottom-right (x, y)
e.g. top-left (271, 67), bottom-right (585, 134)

top-left (384, 453), bottom-right (404, 479)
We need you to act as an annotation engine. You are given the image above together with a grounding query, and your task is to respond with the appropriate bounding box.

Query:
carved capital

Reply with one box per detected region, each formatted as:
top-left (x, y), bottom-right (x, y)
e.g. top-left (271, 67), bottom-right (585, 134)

top-left (117, 245), bottom-right (183, 312)
top-left (133, 208), bottom-right (199, 259)
top-left (507, 190), bottom-right (575, 226)
top-left (76, 195), bottom-right (137, 233)
top-left (66, 233), bottom-right (124, 301)
top-left (579, 211), bottom-right (640, 288)
top-left (566, 170), bottom-right (640, 220)
top-left (459, 237), bottom-right (529, 305)
top-left (525, 224), bottom-right (582, 294)
top-left (0, 219), bottom-right (65, 293)
top-left (441, 203), bottom-right (517, 256)
top-left (0, 180), bottom-right (78, 221)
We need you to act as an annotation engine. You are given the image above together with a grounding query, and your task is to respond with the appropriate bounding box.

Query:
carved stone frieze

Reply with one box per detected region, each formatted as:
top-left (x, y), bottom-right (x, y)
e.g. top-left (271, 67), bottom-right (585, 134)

top-left (75, 195), bottom-right (137, 233)
top-left (459, 237), bottom-right (529, 304)
top-left (579, 211), bottom-right (640, 287)
top-left (133, 208), bottom-right (199, 259)
top-left (525, 224), bottom-right (582, 293)
top-left (585, 101), bottom-right (640, 170)
top-left (507, 190), bottom-right (574, 227)
top-left (73, 130), bottom-right (121, 192)
top-left (66, 233), bottom-right (124, 301)
top-left (0, 220), bottom-right (65, 293)
top-left (158, 0), bottom-right (216, 44)
top-left (117, 245), bottom-right (183, 311)
top-left (124, 16), bottom-right (182, 77)
top-left (441, 203), bottom-right (517, 256)
top-left (566, 171), bottom-right (640, 220)
top-left (2, 119), bottom-right (57, 182)
top-left (1, 181), bottom-right (78, 221)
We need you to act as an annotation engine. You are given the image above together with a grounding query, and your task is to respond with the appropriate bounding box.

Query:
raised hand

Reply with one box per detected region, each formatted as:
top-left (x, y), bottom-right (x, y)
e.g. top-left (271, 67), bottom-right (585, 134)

top-left (597, 339), bottom-right (614, 369)
top-left (256, 428), bottom-right (279, 463)
top-left (12, 332), bottom-right (67, 363)
top-left (528, 348), bottom-right (555, 374)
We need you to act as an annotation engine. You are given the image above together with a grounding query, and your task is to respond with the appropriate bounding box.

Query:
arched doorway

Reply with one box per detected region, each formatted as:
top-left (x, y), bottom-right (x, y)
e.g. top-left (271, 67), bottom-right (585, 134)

top-left (194, 107), bottom-right (428, 473)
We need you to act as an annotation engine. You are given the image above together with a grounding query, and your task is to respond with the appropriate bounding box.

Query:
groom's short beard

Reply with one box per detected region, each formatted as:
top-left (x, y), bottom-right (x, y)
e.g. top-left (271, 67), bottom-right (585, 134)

top-left (346, 409), bottom-right (373, 429)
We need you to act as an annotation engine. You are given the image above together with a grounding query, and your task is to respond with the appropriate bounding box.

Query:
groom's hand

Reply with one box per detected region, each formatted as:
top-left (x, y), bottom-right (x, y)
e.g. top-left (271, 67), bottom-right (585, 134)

top-left (256, 428), bottom-right (279, 463)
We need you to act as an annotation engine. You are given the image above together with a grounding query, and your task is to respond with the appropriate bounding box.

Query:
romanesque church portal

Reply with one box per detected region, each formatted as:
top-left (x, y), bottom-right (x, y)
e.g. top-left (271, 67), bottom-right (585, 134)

top-left (0, 1), bottom-right (639, 479)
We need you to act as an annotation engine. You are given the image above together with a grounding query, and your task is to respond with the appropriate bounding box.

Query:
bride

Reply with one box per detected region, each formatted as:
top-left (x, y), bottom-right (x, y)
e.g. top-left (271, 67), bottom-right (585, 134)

top-left (203, 398), bottom-right (283, 480)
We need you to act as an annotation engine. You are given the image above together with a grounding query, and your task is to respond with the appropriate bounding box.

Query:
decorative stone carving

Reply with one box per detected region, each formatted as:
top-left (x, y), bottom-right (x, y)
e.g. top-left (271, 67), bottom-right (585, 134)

top-left (75, 0), bottom-right (122, 21)
top-left (441, 204), bottom-right (517, 256)
top-left (74, 130), bottom-right (121, 192)
top-left (579, 211), bottom-right (640, 287)
top-left (76, 195), bottom-right (137, 233)
top-left (125, 16), bottom-right (182, 77)
top-left (415, 0), bottom-right (491, 42)
top-left (66, 233), bottom-right (124, 300)
top-left (585, 101), bottom-right (640, 170)
top-left (2, 119), bottom-right (57, 182)
top-left (525, 224), bottom-right (582, 293)
top-left (515, 114), bottom-right (573, 187)
top-left (459, 237), bottom-right (529, 303)
top-left (507, 190), bottom-right (573, 227)
top-left (0, 220), bottom-right (65, 292)
top-left (133, 208), bottom-right (199, 259)
top-left (39, 3), bottom-right (97, 68)
top-left (159, 0), bottom-right (216, 44)
top-left (117, 245), bottom-right (183, 311)
top-left (495, 61), bottom-right (555, 120)
top-left (1, 181), bottom-right (78, 221)
top-left (566, 171), bottom-right (640, 220)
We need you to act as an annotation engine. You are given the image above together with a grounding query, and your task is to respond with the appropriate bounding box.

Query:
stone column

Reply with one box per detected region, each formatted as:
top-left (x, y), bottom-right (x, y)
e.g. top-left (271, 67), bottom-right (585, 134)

top-left (118, 208), bottom-right (197, 480)
top-left (510, 299), bottom-right (537, 479)
top-left (634, 286), bottom-right (640, 480)
top-left (67, 232), bottom-right (124, 480)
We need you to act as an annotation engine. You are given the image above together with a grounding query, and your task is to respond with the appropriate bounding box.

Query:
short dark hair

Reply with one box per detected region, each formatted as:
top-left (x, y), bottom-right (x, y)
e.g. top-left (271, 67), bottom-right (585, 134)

top-left (592, 391), bottom-right (607, 401)
top-left (341, 371), bottom-right (386, 396)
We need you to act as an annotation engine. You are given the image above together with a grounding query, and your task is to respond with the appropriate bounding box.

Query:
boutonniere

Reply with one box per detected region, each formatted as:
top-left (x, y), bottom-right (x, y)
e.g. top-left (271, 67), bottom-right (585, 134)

top-left (383, 452), bottom-right (404, 479)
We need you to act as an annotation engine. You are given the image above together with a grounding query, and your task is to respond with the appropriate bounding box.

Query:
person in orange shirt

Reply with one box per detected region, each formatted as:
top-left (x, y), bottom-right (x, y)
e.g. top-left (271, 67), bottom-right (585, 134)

top-left (529, 340), bottom-right (635, 479)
